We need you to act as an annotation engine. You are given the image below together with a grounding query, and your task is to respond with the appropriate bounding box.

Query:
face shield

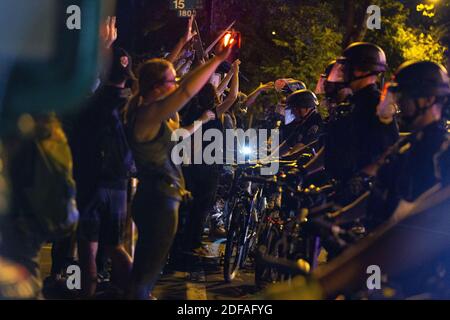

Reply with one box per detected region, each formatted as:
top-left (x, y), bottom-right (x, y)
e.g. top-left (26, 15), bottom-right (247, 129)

top-left (284, 107), bottom-right (296, 125)
top-left (315, 76), bottom-right (326, 95)
top-left (327, 60), bottom-right (348, 84)
top-left (324, 60), bottom-right (352, 103)
top-left (390, 86), bottom-right (429, 130)
top-left (377, 82), bottom-right (399, 119)
top-left (275, 79), bottom-right (305, 95)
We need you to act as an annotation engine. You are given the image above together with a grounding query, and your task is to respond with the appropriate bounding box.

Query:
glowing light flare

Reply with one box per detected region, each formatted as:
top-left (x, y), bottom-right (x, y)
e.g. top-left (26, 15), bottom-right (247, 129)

top-left (223, 32), bottom-right (234, 47)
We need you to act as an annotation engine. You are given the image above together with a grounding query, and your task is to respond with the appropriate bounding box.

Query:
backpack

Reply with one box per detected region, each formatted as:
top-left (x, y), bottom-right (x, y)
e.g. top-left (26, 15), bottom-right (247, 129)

top-left (13, 115), bottom-right (79, 240)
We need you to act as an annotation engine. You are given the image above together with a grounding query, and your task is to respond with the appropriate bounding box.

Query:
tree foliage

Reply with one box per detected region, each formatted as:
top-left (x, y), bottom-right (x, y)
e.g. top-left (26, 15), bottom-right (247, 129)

top-left (365, 0), bottom-right (447, 74)
top-left (211, 0), bottom-right (447, 92)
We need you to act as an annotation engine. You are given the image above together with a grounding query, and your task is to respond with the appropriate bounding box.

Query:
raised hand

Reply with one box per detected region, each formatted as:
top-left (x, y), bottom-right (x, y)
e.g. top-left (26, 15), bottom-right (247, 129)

top-left (377, 82), bottom-right (397, 120)
top-left (258, 81), bottom-right (275, 92)
top-left (231, 59), bottom-right (241, 72)
top-left (182, 15), bottom-right (198, 45)
top-left (200, 110), bottom-right (216, 123)
top-left (100, 16), bottom-right (118, 49)
top-left (215, 40), bottom-right (235, 62)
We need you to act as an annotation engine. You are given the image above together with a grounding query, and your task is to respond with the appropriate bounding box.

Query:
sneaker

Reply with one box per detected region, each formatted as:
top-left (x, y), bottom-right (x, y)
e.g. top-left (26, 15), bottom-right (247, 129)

top-left (191, 245), bottom-right (218, 259)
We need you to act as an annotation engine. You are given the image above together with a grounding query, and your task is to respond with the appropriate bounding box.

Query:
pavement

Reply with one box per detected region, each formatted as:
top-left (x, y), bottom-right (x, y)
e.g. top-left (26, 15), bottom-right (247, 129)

top-left (38, 237), bottom-right (260, 300)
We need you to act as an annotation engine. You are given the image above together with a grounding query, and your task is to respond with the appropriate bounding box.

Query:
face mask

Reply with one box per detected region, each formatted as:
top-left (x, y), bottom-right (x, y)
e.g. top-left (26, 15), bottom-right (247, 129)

top-left (299, 109), bottom-right (315, 121)
top-left (284, 108), bottom-right (296, 125)
top-left (315, 77), bottom-right (326, 95)
top-left (324, 81), bottom-right (347, 101)
top-left (398, 98), bottom-right (431, 131)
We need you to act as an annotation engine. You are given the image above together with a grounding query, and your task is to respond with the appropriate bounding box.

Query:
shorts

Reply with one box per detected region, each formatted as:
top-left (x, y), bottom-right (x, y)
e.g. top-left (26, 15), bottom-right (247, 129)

top-left (77, 187), bottom-right (127, 246)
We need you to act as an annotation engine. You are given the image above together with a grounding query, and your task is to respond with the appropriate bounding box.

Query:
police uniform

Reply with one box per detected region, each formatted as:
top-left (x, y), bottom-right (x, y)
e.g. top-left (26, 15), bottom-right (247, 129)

top-left (324, 42), bottom-right (400, 183)
top-left (367, 121), bottom-right (449, 227)
top-left (280, 111), bottom-right (323, 154)
top-left (325, 84), bottom-right (399, 182)
top-left (366, 60), bottom-right (450, 228)
top-left (280, 89), bottom-right (323, 158)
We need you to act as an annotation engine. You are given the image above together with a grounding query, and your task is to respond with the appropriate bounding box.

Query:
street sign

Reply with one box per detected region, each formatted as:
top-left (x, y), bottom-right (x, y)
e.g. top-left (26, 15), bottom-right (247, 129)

top-left (170, 0), bottom-right (204, 10)
top-left (170, 0), bottom-right (204, 17)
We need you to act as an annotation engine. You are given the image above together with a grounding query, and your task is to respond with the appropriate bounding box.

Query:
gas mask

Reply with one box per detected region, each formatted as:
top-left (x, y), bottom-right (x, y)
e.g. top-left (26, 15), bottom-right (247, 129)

top-left (397, 95), bottom-right (432, 131)
top-left (325, 61), bottom-right (352, 102)
top-left (327, 61), bottom-right (349, 85)
top-left (324, 81), bottom-right (348, 102)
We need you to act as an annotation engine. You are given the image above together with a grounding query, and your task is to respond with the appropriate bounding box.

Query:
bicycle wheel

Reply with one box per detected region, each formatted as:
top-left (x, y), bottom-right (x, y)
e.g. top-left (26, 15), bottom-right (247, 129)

top-left (255, 224), bottom-right (282, 288)
top-left (239, 190), bottom-right (262, 267)
top-left (223, 203), bottom-right (246, 282)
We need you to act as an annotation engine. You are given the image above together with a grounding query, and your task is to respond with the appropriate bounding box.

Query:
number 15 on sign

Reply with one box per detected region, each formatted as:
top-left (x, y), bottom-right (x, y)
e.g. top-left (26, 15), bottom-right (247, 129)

top-left (172, 0), bottom-right (186, 10)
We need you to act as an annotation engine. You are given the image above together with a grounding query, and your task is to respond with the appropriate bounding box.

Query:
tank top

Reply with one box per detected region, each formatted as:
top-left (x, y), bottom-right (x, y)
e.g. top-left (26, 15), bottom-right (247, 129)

top-left (129, 116), bottom-right (186, 201)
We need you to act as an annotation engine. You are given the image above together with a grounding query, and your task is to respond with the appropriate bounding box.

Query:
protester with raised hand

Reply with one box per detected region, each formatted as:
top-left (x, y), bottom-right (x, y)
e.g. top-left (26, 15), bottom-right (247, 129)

top-left (125, 39), bottom-right (234, 300)
top-left (216, 59), bottom-right (240, 117)
top-left (166, 16), bottom-right (197, 64)
top-left (244, 82), bottom-right (275, 108)
top-left (100, 16), bottom-right (118, 50)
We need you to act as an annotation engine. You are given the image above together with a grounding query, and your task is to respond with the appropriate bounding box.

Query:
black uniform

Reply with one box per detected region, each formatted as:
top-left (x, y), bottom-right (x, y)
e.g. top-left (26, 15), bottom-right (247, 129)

top-left (180, 103), bottom-right (224, 252)
top-left (367, 121), bottom-right (450, 228)
top-left (280, 111), bottom-right (323, 156)
top-left (325, 84), bottom-right (399, 182)
top-left (72, 85), bottom-right (132, 246)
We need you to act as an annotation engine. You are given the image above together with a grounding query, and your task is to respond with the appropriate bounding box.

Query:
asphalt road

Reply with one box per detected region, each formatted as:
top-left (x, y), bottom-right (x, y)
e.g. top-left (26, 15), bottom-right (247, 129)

top-left (39, 238), bottom-right (260, 300)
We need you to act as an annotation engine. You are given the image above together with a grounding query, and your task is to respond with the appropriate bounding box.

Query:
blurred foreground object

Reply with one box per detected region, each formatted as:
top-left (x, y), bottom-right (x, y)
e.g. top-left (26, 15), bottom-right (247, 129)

top-left (0, 0), bottom-right (115, 133)
top-left (0, 256), bottom-right (39, 299)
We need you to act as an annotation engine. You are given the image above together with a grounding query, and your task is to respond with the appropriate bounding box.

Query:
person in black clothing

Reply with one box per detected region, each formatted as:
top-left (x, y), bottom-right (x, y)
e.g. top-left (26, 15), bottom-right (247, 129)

top-left (72, 47), bottom-right (135, 297)
top-left (180, 61), bottom-right (239, 257)
top-left (324, 43), bottom-right (399, 185)
top-left (280, 89), bottom-right (323, 158)
top-left (264, 62), bottom-right (450, 300)
top-left (180, 85), bottom-right (224, 257)
top-left (366, 60), bottom-right (450, 228)
top-left (315, 60), bottom-right (353, 123)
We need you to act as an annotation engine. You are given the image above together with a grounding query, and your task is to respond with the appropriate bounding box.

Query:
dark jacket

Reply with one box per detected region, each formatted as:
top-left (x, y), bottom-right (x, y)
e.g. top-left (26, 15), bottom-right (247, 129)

top-left (325, 84), bottom-right (399, 182)
top-left (367, 121), bottom-right (450, 227)
top-left (71, 85), bottom-right (131, 193)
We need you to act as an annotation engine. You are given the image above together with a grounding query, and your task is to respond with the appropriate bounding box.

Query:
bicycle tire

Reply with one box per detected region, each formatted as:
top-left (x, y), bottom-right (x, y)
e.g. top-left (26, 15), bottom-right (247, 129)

top-left (223, 203), bottom-right (246, 282)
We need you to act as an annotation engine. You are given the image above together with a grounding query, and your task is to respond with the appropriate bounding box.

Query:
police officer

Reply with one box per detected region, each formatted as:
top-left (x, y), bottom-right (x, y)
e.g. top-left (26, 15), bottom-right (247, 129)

top-left (263, 62), bottom-right (450, 300)
top-left (315, 60), bottom-right (352, 120)
top-left (324, 42), bottom-right (399, 184)
top-left (366, 60), bottom-right (450, 228)
top-left (280, 89), bottom-right (323, 158)
top-left (262, 79), bottom-right (307, 130)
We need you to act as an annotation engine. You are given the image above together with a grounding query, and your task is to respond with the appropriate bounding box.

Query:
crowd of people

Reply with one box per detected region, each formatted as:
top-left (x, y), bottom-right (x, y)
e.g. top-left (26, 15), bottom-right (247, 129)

top-left (0, 14), bottom-right (449, 300)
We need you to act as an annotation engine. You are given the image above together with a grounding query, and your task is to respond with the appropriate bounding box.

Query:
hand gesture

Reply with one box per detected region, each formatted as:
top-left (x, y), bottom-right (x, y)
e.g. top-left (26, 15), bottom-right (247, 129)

top-left (231, 59), bottom-right (241, 73)
top-left (200, 110), bottom-right (216, 123)
top-left (100, 16), bottom-right (118, 49)
top-left (377, 83), bottom-right (397, 120)
top-left (183, 16), bottom-right (198, 45)
top-left (258, 81), bottom-right (274, 92)
top-left (215, 41), bottom-right (235, 62)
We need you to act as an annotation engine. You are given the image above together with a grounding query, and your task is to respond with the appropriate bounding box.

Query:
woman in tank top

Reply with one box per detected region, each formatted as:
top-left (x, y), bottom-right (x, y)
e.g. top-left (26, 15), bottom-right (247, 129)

top-left (124, 41), bottom-right (233, 299)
